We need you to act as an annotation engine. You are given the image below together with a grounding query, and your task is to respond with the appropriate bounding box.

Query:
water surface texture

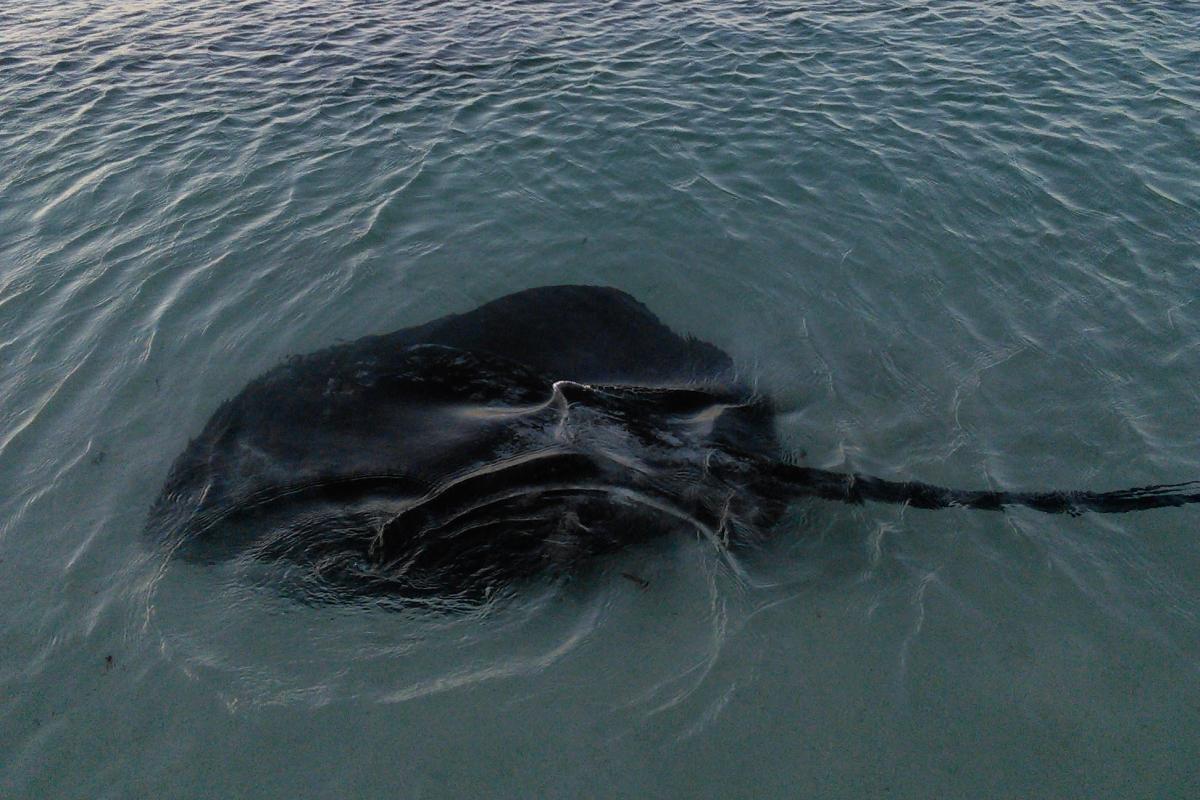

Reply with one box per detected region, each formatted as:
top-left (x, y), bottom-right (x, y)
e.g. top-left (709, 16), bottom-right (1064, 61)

top-left (2, 0), bottom-right (1199, 796)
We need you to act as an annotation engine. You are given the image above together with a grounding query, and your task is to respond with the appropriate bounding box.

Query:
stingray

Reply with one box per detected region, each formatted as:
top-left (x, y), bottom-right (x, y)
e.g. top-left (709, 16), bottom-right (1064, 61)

top-left (148, 285), bottom-right (1200, 602)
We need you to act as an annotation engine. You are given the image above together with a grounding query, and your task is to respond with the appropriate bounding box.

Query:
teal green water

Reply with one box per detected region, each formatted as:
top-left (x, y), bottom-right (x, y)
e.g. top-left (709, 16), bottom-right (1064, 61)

top-left (2, 0), bottom-right (1199, 796)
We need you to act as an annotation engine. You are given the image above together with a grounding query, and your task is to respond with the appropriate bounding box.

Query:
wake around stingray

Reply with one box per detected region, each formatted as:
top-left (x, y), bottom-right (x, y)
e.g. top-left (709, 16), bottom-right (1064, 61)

top-left (147, 285), bottom-right (1200, 602)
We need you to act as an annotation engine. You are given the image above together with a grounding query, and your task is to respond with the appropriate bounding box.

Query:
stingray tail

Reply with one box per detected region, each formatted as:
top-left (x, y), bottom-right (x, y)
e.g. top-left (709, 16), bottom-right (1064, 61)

top-left (750, 459), bottom-right (1200, 515)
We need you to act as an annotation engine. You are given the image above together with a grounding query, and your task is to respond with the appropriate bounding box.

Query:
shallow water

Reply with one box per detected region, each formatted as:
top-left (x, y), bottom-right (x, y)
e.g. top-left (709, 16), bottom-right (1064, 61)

top-left (2, 0), bottom-right (1199, 796)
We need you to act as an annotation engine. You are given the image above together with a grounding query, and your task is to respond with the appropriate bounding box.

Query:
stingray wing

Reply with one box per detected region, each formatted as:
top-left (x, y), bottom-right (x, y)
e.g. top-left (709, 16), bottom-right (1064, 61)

top-left (370, 285), bottom-right (737, 386)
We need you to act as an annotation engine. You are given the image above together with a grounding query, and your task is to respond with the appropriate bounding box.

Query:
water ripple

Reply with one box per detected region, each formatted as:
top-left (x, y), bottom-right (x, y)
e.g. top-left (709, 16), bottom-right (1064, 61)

top-left (2, 0), bottom-right (1200, 796)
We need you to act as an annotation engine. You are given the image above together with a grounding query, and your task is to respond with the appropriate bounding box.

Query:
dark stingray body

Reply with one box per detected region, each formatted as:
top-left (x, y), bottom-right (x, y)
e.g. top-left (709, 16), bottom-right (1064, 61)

top-left (150, 286), bottom-right (784, 599)
top-left (150, 285), bottom-right (1200, 602)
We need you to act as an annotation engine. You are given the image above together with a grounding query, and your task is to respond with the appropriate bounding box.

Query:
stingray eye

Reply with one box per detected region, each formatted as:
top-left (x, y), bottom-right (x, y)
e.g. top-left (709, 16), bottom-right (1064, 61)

top-left (550, 380), bottom-right (592, 405)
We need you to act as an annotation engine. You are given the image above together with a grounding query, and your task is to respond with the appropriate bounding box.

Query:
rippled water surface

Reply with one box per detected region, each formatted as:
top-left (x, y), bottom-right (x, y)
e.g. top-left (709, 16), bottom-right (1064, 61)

top-left (3, 0), bottom-right (1199, 796)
